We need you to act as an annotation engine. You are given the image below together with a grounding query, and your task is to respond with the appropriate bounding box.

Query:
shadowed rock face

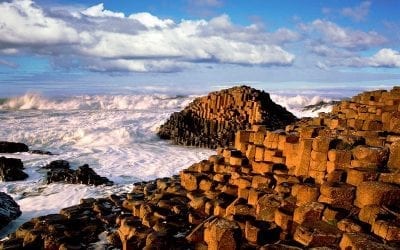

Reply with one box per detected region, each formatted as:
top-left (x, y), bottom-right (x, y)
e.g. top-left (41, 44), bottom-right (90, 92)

top-left (0, 141), bottom-right (29, 153)
top-left (45, 160), bottom-right (113, 186)
top-left (158, 86), bottom-right (297, 149)
top-left (0, 192), bottom-right (21, 230)
top-left (0, 157), bottom-right (28, 181)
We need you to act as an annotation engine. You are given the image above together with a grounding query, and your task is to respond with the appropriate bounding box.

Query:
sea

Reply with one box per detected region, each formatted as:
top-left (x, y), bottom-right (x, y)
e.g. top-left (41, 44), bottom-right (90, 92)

top-left (0, 82), bottom-right (396, 238)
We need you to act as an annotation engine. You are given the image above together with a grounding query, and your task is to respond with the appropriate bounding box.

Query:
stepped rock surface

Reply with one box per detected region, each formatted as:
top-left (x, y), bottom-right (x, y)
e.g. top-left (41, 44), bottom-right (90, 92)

top-left (158, 86), bottom-right (297, 149)
top-left (2, 86), bottom-right (400, 249)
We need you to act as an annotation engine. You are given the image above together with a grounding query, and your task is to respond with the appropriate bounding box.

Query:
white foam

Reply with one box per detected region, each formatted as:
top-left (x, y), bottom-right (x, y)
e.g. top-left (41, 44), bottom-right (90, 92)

top-left (270, 93), bottom-right (335, 117)
top-left (0, 93), bottom-right (194, 111)
top-left (0, 93), bottom-right (213, 238)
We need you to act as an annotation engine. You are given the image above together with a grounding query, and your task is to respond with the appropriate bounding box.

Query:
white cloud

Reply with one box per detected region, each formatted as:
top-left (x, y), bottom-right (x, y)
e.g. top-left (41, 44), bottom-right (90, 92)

top-left (0, 1), bottom-right (295, 72)
top-left (341, 1), bottom-right (371, 22)
top-left (81, 3), bottom-right (124, 18)
top-left (368, 48), bottom-right (400, 67)
top-left (322, 48), bottom-right (400, 68)
top-left (128, 12), bottom-right (174, 29)
top-left (0, 0), bottom-right (79, 46)
top-left (310, 19), bottom-right (386, 49)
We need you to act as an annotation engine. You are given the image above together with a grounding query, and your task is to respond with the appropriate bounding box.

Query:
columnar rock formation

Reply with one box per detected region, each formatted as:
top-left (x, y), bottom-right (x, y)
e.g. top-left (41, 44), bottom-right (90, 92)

top-left (2, 87), bottom-right (400, 249)
top-left (158, 86), bottom-right (297, 149)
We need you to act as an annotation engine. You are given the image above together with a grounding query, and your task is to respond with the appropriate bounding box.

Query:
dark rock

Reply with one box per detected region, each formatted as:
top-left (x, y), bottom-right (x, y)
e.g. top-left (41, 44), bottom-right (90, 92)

top-left (46, 161), bottom-right (113, 186)
top-left (0, 192), bottom-right (22, 230)
top-left (158, 86), bottom-right (297, 149)
top-left (0, 156), bottom-right (28, 181)
top-left (29, 149), bottom-right (53, 155)
top-left (0, 141), bottom-right (29, 153)
top-left (43, 160), bottom-right (70, 169)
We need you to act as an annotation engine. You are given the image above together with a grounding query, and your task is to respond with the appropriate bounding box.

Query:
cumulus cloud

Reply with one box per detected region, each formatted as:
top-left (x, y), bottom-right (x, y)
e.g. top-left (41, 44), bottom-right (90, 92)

top-left (81, 3), bottom-right (124, 18)
top-left (341, 1), bottom-right (371, 22)
top-left (0, 0), bottom-right (296, 73)
top-left (0, 0), bottom-right (79, 46)
top-left (366, 48), bottom-right (400, 67)
top-left (310, 19), bottom-right (386, 50)
top-left (320, 48), bottom-right (400, 68)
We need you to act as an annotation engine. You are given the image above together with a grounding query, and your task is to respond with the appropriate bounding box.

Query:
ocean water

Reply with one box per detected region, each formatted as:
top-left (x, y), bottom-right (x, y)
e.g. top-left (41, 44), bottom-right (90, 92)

top-left (0, 83), bottom-right (394, 238)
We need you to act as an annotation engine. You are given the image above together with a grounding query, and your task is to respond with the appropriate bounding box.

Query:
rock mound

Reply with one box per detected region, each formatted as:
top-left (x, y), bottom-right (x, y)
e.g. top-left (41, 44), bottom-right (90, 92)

top-left (0, 157), bottom-right (28, 181)
top-left (158, 85), bottom-right (297, 149)
top-left (0, 192), bottom-right (21, 230)
top-left (45, 160), bottom-right (113, 186)
top-left (0, 141), bottom-right (29, 153)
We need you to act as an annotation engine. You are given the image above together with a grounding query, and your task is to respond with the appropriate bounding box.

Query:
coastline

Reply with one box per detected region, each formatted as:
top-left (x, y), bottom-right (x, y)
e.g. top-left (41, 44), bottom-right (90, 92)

top-left (1, 86), bottom-right (400, 248)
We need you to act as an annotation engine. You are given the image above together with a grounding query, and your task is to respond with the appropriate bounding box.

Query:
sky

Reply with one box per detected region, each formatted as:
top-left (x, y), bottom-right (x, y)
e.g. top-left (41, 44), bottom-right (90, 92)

top-left (0, 0), bottom-right (400, 95)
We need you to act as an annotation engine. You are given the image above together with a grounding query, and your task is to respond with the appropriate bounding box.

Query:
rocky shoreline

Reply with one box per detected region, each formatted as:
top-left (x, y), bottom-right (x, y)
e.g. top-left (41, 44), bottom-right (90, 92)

top-left (1, 86), bottom-right (400, 249)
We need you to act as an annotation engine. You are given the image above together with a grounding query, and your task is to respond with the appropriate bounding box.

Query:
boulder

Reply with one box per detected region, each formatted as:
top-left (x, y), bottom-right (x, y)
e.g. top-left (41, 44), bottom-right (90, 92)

top-left (0, 141), bottom-right (29, 153)
top-left (0, 192), bottom-right (21, 229)
top-left (46, 161), bottom-right (113, 186)
top-left (0, 157), bottom-right (28, 181)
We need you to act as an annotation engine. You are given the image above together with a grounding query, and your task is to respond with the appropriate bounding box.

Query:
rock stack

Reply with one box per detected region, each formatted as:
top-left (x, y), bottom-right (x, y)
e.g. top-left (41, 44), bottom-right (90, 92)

top-left (158, 86), bottom-right (297, 149)
top-left (2, 86), bottom-right (400, 249)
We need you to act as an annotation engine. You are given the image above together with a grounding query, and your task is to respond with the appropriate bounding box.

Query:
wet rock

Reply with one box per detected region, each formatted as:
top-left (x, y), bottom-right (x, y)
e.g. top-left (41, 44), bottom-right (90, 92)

top-left (46, 161), bottom-right (113, 186)
top-left (0, 156), bottom-right (28, 181)
top-left (0, 192), bottom-right (21, 230)
top-left (43, 159), bottom-right (70, 169)
top-left (29, 149), bottom-right (53, 155)
top-left (0, 141), bottom-right (29, 153)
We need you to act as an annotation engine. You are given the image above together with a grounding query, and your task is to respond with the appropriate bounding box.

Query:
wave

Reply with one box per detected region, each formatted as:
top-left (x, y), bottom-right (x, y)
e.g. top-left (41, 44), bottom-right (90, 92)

top-left (270, 94), bottom-right (338, 117)
top-left (0, 93), bottom-right (194, 111)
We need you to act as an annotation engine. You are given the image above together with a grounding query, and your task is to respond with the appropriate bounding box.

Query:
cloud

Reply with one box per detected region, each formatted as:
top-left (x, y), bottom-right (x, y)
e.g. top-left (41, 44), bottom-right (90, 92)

top-left (0, 59), bottom-right (18, 68)
top-left (309, 19), bottom-right (386, 50)
top-left (0, 0), bottom-right (79, 46)
top-left (341, 1), bottom-right (371, 22)
top-left (320, 48), bottom-right (400, 68)
top-left (128, 12), bottom-right (174, 29)
top-left (0, 1), bottom-right (295, 73)
top-left (366, 48), bottom-right (400, 67)
top-left (81, 3), bottom-right (124, 18)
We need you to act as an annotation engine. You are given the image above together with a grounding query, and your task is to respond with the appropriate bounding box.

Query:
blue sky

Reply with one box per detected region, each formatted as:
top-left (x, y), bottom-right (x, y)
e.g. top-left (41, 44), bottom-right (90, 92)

top-left (0, 0), bottom-right (400, 95)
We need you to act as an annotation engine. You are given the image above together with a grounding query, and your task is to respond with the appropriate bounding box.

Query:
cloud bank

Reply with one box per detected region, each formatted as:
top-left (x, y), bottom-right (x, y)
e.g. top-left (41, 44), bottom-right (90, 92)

top-left (0, 0), bottom-right (398, 74)
top-left (0, 0), bottom-right (295, 72)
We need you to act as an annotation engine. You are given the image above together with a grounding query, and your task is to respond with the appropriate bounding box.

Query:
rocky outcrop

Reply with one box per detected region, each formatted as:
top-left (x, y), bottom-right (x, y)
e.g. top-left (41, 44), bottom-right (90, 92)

top-left (0, 141), bottom-right (29, 153)
top-left (0, 156), bottom-right (28, 181)
top-left (158, 86), bottom-right (297, 149)
top-left (0, 192), bottom-right (21, 230)
top-left (45, 160), bottom-right (113, 186)
top-left (3, 87), bottom-right (400, 249)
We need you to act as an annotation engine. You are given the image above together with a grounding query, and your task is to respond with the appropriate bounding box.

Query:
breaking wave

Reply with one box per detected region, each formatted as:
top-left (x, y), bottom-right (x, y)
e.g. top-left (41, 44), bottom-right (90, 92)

top-left (0, 93), bottom-right (194, 111)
